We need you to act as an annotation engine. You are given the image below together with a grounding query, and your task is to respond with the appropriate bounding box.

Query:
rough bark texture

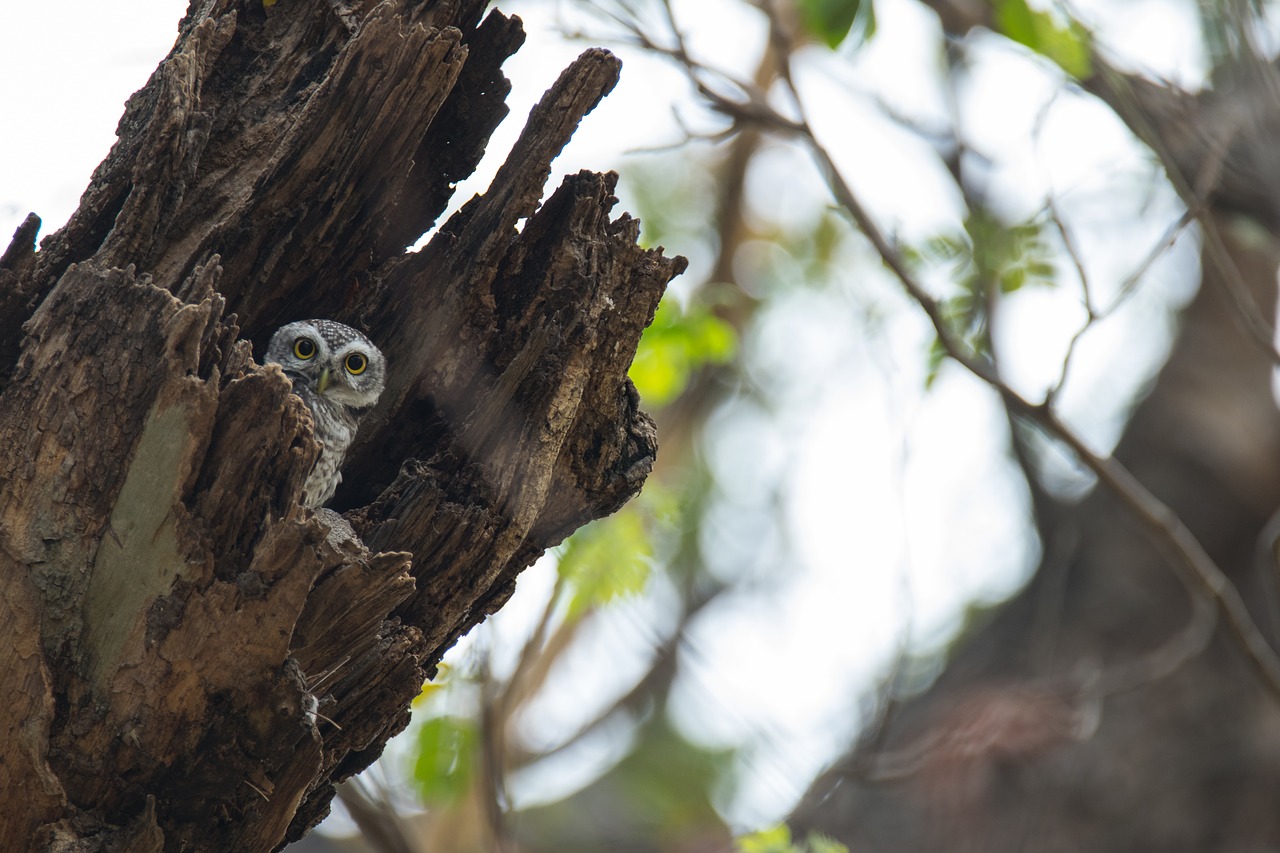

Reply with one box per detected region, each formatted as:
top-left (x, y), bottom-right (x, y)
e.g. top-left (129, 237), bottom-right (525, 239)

top-left (791, 7), bottom-right (1280, 850)
top-left (0, 0), bottom-right (684, 850)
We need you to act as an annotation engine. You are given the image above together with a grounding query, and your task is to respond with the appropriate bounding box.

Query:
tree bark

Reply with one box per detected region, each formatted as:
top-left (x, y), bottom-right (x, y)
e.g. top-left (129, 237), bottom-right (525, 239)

top-left (0, 1), bottom-right (684, 850)
top-left (791, 10), bottom-right (1280, 849)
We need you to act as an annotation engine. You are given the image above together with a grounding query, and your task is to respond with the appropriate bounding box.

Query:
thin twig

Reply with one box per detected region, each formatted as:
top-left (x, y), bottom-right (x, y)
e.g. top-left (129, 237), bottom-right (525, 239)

top-left (1102, 208), bottom-right (1196, 316)
top-left (1044, 199), bottom-right (1099, 404)
top-left (1094, 65), bottom-right (1280, 364)
top-left (1050, 198), bottom-right (1096, 314)
top-left (1043, 203), bottom-right (1195, 406)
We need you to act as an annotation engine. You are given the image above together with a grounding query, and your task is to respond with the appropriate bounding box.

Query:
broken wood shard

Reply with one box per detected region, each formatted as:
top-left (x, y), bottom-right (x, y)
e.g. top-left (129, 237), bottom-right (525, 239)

top-left (0, 0), bottom-right (684, 849)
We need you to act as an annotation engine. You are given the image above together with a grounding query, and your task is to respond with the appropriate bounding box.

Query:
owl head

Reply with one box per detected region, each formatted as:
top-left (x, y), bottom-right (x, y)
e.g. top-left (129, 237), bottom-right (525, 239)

top-left (264, 319), bottom-right (386, 411)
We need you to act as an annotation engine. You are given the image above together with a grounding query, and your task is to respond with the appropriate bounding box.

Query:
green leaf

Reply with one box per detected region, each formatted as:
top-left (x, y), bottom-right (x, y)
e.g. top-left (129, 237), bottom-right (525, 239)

top-left (1000, 264), bottom-right (1028, 294)
top-left (798, 0), bottom-right (876, 49)
top-left (628, 345), bottom-right (686, 408)
top-left (737, 824), bottom-right (796, 853)
top-left (411, 661), bottom-right (454, 709)
top-left (995, 0), bottom-right (1092, 78)
top-left (411, 715), bottom-right (476, 804)
top-left (736, 825), bottom-right (849, 853)
top-left (806, 834), bottom-right (850, 853)
top-left (923, 234), bottom-right (966, 261)
top-left (558, 506), bottom-right (654, 618)
top-left (630, 299), bottom-right (738, 408)
top-left (924, 334), bottom-right (948, 390)
top-left (943, 209), bottom-right (1057, 298)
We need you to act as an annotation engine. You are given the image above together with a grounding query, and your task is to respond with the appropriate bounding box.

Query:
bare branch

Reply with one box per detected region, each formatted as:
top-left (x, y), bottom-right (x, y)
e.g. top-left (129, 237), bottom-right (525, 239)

top-left (610, 0), bottom-right (1280, 702)
top-left (1088, 67), bottom-right (1280, 364)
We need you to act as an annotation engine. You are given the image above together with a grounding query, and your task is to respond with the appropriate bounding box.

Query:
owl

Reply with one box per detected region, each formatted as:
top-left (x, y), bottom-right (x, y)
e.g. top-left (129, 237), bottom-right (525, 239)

top-left (264, 319), bottom-right (387, 508)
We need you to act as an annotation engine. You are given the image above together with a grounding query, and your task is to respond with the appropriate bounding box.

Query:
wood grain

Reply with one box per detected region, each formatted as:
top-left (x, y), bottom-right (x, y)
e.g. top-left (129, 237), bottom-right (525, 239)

top-left (0, 0), bottom-right (683, 848)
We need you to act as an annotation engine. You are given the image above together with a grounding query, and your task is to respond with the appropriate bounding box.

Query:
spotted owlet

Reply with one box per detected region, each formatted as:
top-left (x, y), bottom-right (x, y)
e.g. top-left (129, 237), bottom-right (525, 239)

top-left (264, 319), bottom-right (387, 508)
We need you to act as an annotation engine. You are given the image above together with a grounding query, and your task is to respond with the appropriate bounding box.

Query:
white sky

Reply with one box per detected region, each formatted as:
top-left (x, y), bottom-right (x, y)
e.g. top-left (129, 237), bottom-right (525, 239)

top-left (1, 0), bottom-right (1207, 836)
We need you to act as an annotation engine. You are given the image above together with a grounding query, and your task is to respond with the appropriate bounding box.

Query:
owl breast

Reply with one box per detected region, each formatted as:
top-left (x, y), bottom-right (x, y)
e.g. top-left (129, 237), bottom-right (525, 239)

top-left (295, 384), bottom-right (359, 508)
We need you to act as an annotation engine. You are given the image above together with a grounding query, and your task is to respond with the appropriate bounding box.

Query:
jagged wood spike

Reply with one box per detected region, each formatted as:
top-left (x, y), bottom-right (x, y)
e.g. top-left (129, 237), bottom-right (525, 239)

top-left (0, 0), bottom-right (684, 848)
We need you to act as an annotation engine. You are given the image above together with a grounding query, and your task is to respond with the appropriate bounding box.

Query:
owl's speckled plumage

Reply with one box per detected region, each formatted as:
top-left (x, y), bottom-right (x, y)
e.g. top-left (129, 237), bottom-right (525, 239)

top-left (264, 319), bottom-right (386, 508)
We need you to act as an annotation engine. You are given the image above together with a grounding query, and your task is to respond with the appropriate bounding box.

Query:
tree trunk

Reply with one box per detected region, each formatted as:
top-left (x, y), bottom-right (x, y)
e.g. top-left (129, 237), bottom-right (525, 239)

top-left (0, 1), bottom-right (683, 850)
top-left (792, 9), bottom-right (1280, 848)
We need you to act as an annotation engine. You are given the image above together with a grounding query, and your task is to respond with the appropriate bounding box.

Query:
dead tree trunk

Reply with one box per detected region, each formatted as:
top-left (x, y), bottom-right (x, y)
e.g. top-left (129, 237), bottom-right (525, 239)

top-left (0, 1), bottom-right (684, 850)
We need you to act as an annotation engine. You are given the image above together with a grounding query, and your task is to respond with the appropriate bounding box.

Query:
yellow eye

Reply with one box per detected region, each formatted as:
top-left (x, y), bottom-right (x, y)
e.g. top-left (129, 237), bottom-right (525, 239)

top-left (345, 352), bottom-right (368, 375)
top-left (293, 338), bottom-right (317, 360)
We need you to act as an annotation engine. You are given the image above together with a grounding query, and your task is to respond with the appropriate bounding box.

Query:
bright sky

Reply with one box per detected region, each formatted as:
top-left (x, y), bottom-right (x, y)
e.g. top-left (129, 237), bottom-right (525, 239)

top-left (1, 0), bottom-right (1205, 835)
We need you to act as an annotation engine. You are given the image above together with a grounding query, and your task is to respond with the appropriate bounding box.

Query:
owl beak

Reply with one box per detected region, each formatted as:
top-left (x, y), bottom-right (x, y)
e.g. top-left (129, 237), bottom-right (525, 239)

top-left (317, 367), bottom-right (332, 395)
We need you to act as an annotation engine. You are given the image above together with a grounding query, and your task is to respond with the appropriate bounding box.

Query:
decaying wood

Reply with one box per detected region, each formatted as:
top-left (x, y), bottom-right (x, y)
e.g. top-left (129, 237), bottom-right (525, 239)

top-left (0, 0), bottom-right (684, 849)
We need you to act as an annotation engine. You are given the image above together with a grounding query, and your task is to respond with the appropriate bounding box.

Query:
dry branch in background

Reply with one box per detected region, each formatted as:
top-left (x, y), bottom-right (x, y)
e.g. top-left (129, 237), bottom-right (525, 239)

top-left (592, 0), bottom-right (1280, 848)
top-left (614, 0), bottom-right (1280, 702)
top-left (0, 0), bottom-right (684, 849)
top-left (800, 5), bottom-right (1280, 850)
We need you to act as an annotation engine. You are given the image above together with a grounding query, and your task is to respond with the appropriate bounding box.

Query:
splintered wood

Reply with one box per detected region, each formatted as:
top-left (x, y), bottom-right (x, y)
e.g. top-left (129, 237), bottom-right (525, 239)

top-left (0, 0), bottom-right (684, 849)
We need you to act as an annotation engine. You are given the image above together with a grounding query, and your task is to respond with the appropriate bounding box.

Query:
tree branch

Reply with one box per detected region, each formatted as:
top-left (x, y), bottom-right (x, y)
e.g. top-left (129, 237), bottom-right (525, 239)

top-left (607, 0), bottom-right (1280, 702)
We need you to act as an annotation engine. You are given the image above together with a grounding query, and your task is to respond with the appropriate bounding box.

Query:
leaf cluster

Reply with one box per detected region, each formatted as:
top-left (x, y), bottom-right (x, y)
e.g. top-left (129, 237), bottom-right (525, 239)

top-left (915, 209), bottom-right (1057, 386)
top-left (556, 488), bottom-right (673, 618)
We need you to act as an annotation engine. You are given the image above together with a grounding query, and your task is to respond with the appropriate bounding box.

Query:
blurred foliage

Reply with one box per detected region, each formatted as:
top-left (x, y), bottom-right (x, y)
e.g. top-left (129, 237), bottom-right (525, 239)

top-left (751, 210), bottom-right (852, 294)
top-left (994, 0), bottom-right (1093, 78)
top-left (508, 717), bottom-right (735, 849)
top-left (411, 714), bottom-right (478, 805)
top-left (957, 209), bottom-right (1056, 297)
top-left (797, 0), bottom-right (876, 49)
top-left (557, 507), bottom-right (653, 618)
top-left (370, 0), bottom-right (1090, 848)
top-left (630, 299), bottom-right (738, 407)
top-left (556, 484), bottom-right (684, 617)
top-left (383, 140), bottom-right (868, 849)
top-left (412, 661), bottom-right (454, 709)
top-left (627, 153), bottom-right (720, 257)
top-left (605, 719), bottom-right (735, 836)
top-left (737, 824), bottom-right (849, 853)
top-left (915, 209), bottom-right (1057, 386)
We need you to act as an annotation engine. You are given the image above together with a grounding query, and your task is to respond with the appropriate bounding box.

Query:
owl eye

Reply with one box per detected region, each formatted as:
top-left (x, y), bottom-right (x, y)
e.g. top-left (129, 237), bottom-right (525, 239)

top-left (345, 352), bottom-right (368, 375)
top-left (293, 337), bottom-right (317, 360)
